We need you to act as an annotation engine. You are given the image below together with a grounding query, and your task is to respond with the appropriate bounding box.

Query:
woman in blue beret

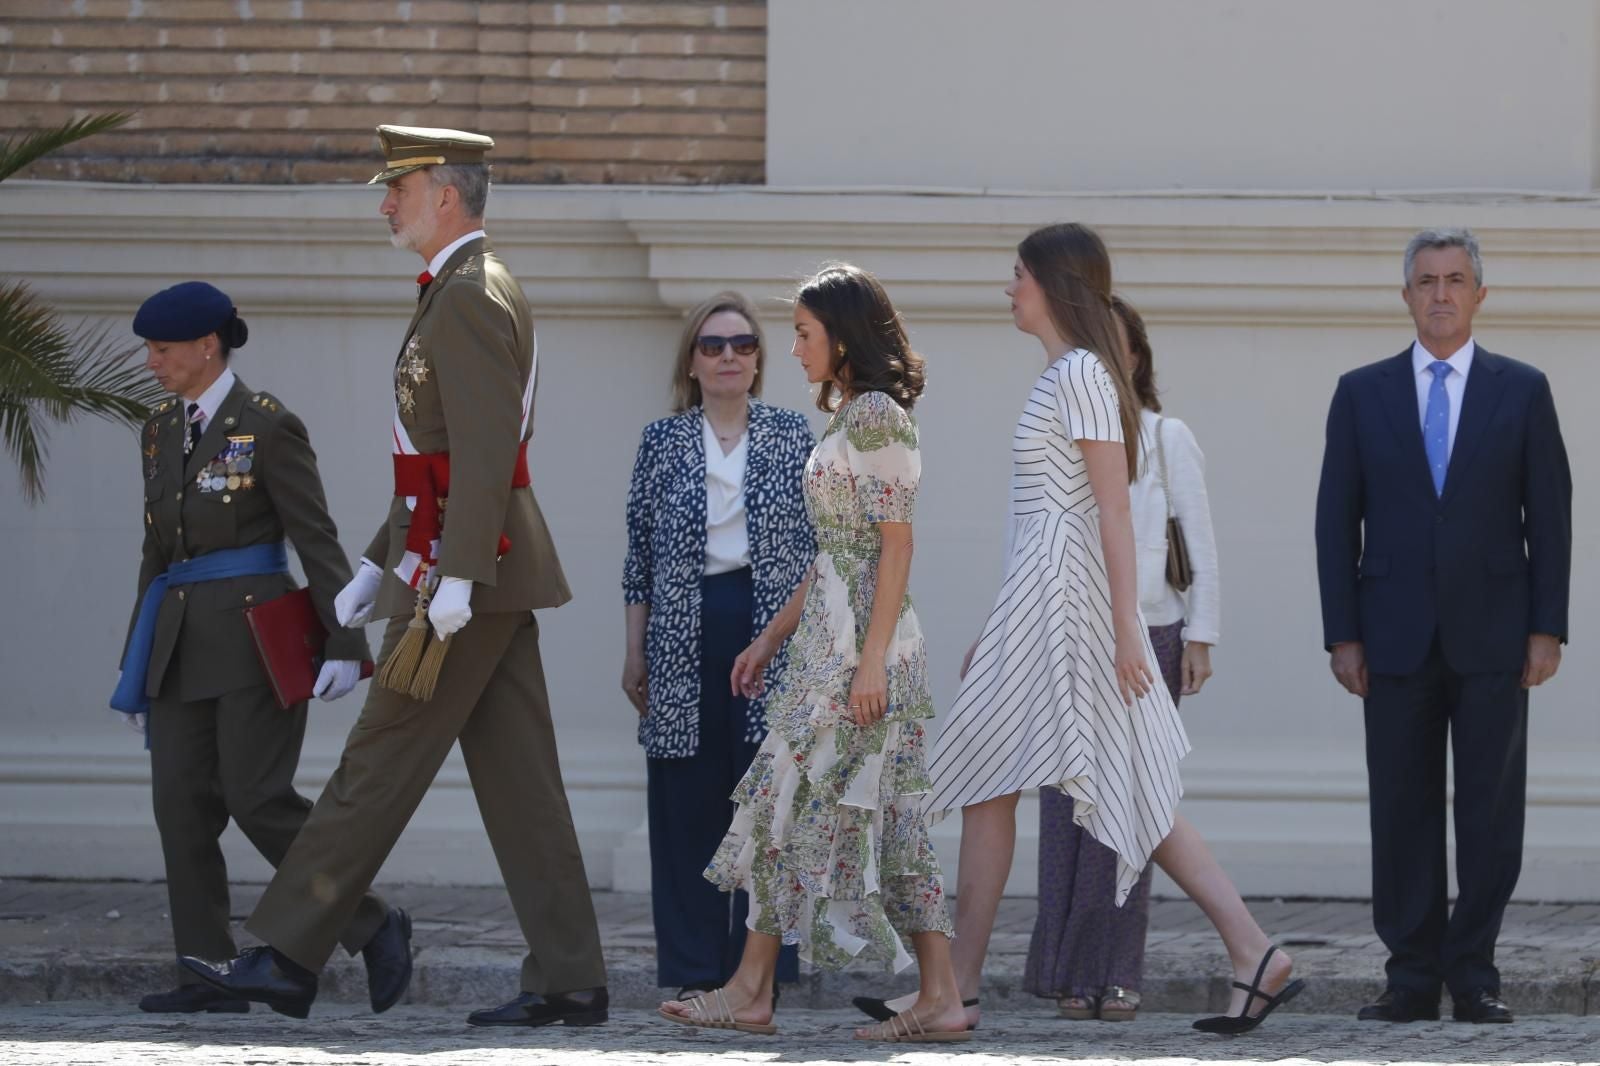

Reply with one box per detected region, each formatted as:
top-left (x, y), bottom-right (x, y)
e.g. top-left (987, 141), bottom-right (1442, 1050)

top-left (115, 282), bottom-right (410, 1015)
top-left (622, 291), bottom-right (814, 1002)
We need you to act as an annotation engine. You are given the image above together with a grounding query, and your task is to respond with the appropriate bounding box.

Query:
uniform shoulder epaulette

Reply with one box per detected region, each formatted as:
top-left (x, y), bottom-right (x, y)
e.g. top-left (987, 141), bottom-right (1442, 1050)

top-left (249, 391), bottom-right (284, 415)
top-left (147, 398), bottom-right (176, 421)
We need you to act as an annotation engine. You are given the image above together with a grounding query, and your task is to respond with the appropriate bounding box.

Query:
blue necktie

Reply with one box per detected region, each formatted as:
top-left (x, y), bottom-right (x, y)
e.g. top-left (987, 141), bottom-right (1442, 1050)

top-left (1423, 360), bottom-right (1452, 495)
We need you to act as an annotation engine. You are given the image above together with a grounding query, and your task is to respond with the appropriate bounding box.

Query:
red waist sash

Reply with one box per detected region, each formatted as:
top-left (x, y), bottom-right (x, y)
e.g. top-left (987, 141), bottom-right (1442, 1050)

top-left (393, 440), bottom-right (529, 563)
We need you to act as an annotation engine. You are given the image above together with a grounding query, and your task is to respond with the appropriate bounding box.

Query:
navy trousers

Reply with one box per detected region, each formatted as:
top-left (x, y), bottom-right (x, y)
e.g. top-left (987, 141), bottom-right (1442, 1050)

top-left (647, 567), bottom-right (799, 989)
top-left (1364, 637), bottom-right (1528, 1001)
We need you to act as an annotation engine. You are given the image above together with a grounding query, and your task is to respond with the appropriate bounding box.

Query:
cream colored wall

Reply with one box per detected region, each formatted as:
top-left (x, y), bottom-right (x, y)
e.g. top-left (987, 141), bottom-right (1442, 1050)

top-left (768, 0), bottom-right (1600, 192)
top-left (2, 183), bottom-right (1596, 899)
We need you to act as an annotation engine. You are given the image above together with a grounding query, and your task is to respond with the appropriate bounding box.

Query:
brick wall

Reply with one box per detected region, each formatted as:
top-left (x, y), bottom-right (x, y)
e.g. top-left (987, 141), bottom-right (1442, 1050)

top-left (0, 1), bottom-right (766, 184)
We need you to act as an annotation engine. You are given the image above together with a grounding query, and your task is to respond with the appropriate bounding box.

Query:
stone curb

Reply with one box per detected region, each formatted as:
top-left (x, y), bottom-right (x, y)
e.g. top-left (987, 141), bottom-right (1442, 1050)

top-left (2, 951), bottom-right (1593, 1016)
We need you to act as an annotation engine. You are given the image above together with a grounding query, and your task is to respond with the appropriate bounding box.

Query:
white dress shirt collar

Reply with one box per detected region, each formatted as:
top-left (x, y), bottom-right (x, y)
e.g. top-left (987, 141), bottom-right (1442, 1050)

top-left (186, 367), bottom-right (237, 429)
top-left (1411, 337), bottom-right (1475, 380)
top-left (427, 228), bottom-right (487, 277)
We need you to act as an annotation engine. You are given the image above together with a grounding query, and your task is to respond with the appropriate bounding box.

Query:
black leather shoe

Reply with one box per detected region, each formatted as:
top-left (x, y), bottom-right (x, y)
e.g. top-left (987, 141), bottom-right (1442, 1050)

top-left (361, 907), bottom-right (413, 1014)
top-left (1356, 986), bottom-right (1440, 1022)
top-left (180, 946), bottom-right (317, 1019)
top-left (139, 984), bottom-right (250, 1014)
top-left (1453, 989), bottom-right (1514, 1024)
top-left (466, 987), bottom-right (609, 1027)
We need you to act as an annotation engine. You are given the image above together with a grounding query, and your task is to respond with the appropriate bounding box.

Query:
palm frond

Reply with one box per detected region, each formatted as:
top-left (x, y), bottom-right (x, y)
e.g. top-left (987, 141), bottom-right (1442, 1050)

top-left (0, 280), bottom-right (159, 502)
top-left (0, 112), bottom-right (134, 182)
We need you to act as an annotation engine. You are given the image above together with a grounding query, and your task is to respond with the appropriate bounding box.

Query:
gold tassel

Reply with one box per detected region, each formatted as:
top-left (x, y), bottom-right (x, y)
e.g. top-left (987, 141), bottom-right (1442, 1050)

top-left (408, 631), bottom-right (453, 701)
top-left (377, 574), bottom-right (433, 695)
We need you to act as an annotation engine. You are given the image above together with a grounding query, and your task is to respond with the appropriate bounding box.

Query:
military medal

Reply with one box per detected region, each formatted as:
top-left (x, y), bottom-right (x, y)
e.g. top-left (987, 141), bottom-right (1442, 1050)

top-left (399, 337), bottom-right (429, 385)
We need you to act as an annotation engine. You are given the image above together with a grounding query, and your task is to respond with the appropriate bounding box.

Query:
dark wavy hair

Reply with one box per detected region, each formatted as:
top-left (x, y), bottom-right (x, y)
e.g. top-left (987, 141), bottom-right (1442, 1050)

top-left (795, 262), bottom-right (925, 413)
top-left (1110, 295), bottom-right (1158, 413)
top-left (1018, 223), bottom-right (1140, 480)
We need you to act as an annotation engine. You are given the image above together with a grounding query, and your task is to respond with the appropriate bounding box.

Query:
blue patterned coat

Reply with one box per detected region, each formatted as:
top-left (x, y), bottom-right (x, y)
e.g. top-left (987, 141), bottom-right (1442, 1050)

top-left (624, 400), bottom-right (816, 758)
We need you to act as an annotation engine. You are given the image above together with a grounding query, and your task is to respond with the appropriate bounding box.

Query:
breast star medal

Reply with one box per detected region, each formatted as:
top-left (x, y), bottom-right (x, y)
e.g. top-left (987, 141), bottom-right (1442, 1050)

top-left (399, 336), bottom-right (429, 385)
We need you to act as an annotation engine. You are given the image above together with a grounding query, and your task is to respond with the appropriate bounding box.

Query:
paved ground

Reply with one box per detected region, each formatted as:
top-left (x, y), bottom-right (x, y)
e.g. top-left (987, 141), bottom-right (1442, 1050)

top-left (2, 1004), bottom-right (1598, 1065)
top-left (2, 878), bottom-right (1598, 1022)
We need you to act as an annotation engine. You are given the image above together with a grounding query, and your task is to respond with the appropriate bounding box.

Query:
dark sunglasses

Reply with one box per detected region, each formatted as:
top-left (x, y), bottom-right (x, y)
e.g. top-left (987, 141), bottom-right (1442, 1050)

top-left (696, 333), bottom-right (760, 358)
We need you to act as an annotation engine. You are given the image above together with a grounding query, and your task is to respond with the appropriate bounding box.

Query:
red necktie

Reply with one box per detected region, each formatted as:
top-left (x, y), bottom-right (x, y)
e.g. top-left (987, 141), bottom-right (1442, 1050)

top-left (417, 270), bottom-right (433, 301)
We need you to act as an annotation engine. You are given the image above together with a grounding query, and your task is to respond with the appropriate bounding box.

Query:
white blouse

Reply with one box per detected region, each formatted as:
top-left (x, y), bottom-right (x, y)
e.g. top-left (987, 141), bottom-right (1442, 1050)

top-left (702, 414), bottom-right (751, 575)
top-left (1131, 409), bottom-right (1221, 643)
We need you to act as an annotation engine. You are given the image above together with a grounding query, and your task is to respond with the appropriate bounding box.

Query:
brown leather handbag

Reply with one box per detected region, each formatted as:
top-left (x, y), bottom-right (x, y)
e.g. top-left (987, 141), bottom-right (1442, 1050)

top-left (1155, 417), bottom-right (1193, 592)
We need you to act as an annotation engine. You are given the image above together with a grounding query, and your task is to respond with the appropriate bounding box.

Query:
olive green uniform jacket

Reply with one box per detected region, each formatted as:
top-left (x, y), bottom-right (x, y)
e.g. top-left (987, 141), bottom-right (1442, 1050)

top-left (363, 236), bottom-right (571, 609)
top-left (130, 380), bottom-right (370, 700)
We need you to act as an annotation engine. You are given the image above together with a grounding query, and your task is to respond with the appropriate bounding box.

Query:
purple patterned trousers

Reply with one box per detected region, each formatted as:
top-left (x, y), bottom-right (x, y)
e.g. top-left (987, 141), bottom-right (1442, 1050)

top-left (1022, 620), bottom-right (1186, 999)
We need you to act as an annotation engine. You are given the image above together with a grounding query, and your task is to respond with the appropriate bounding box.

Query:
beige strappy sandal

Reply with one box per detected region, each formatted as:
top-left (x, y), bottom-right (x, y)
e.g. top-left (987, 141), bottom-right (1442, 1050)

top-left (657, 987), bottom-right (778, 1035)
top-left (854, 1008), bottom-right (973, 1043)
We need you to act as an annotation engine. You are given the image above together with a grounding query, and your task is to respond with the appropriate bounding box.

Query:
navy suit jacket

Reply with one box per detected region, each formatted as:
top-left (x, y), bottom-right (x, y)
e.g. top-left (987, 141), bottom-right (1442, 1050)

top-left (1315, 345), bottom-right (1571, 676)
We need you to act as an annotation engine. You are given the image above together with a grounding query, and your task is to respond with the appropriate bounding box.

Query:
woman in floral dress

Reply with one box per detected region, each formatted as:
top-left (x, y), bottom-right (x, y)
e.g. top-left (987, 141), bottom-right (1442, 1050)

top-left (657, 264), bottom-right (969, 1043)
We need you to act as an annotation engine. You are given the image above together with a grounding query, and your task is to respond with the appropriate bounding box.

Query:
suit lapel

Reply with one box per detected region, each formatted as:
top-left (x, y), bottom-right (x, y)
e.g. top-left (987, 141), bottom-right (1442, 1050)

top-left (1439, 345), bottom-right (1507, 503)
top-left (161, 403), bottom-right (187, 496)
top-left (183, 378), bottom-right (251, 484)
top-left (400, 236), bottom-right (489, 350)
top-left (1377, 349), bottom-right (1435, 498)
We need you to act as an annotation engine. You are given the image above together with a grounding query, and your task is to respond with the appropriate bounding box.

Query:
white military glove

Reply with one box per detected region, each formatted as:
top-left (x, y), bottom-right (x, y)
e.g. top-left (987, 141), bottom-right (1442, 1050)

top-left (313, 659), bottom-right (363, 702)
top-left (335, 558), bottom-right (384, 627)
top-left (427, 576), bottom-right (473, 638)
top-left (122, 711), bottom-right (148, 735)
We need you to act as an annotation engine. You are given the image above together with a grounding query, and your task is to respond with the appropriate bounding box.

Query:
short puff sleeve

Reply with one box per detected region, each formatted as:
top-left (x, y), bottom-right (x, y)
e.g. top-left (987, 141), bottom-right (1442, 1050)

top-left (1055, 350), bottom-right (1124, 443)
top-left (842, 390), bottom-right (920, 524)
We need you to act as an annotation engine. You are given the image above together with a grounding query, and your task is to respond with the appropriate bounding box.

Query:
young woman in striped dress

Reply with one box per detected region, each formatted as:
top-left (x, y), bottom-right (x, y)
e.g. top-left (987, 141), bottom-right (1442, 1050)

top-left (861, 223), bottom-right (1302, 1036)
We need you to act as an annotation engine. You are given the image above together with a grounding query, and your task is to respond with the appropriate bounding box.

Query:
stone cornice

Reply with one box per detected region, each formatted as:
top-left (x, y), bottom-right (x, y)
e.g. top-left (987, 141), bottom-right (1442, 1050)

top-left (8, 182), bottom-right (1600, 324)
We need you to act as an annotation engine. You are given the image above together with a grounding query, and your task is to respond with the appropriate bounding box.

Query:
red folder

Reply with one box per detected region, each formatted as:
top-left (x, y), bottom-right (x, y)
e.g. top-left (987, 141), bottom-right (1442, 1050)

top-left (244, 588), bottom-right (374, 709)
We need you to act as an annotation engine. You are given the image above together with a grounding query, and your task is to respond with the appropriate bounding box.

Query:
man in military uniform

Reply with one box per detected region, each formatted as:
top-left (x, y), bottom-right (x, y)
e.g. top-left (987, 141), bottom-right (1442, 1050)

top-left (183, 127), bottom-right (609, 1026)
top-left (115, 281), bottom-right (412, 1015)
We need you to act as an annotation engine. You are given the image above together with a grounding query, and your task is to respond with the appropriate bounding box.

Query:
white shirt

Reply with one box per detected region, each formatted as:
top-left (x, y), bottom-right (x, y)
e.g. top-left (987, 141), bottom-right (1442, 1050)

top-left (426, 228), bottom-right (487, 277)
top-left (1131, 409), bottom-right (1221, 643)
top-left (702, 414), bottom-right (751, 576)
top-left (1411, 337), bottom-right (1474, 458)
top-left (184, 367), bottom-right (237, 434)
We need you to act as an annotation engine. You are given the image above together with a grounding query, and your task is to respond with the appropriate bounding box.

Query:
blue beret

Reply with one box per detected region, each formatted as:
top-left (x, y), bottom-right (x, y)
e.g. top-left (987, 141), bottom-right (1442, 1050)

top-left (133, 281), bottom-right (237, 342)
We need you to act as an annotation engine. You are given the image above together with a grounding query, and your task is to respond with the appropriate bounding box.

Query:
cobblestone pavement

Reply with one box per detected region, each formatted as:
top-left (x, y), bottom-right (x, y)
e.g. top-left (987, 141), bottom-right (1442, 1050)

top-left (3, 880), bottom-right (1597, 1015)
top-left (2, 1004), bottom-right (1598, 1066)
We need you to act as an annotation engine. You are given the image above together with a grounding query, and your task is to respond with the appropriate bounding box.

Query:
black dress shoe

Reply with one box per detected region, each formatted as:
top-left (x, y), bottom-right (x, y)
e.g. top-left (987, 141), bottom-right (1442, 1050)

top-left (852, 995), bottom-right (981, 1029)
top-left (361, 907), bottom-right (413, 1014)
top-left (180, 946), bottom-right (317, 1019)
top-left (1357, 986), bottom-right (1440, 1023)
top-left (139, 984), bottom-right (250, 1014)
top-left (467, 987), bottom-right (608, 1027)
top-left (1453, 989), bottom-right (1514, 1024)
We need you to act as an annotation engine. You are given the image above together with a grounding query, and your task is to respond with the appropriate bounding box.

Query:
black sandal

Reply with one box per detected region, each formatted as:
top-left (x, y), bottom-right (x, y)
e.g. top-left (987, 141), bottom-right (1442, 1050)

top-left (852, 996), bottom-right (980, 1030)
top-left (1192, 946), bottom-right (1305, 1035)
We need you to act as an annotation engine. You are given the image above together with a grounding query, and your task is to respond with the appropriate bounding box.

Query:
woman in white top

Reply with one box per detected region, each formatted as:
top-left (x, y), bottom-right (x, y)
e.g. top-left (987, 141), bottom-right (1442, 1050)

top-left (1021, 295), bottom-right (1220, 1022)
top-left (865, 223), bottom-right (1301, 1036)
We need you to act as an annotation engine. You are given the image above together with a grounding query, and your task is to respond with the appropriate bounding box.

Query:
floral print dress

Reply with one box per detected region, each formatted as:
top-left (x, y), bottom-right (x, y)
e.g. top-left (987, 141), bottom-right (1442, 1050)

top-left (704, 389), bottom-right (953, 972)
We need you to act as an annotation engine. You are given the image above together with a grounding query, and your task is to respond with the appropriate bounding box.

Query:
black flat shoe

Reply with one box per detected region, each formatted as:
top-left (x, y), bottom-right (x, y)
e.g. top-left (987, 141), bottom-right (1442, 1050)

top-left (467, 987), bottom-right (609, 1028)
top-left (1453, 989), bottom-right (1513, 1024)
top-left (852, 995), bottom-right (980, 1030)
top-left (138, 984), bottom-right (250, 1014)
top-left (1357, 986), bottom-right (1440, 1022)
top-left (1192, 946), bottom-right (1305, 1035)
top-left (179, 946), bottom-right (317, 1020)
top-left (361, 907), bottom-right (413, 1014)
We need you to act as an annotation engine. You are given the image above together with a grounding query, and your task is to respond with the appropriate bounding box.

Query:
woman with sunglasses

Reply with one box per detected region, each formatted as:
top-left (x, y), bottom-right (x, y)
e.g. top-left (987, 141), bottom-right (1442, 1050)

top-left (622, 291), bottom-right (816, 1003)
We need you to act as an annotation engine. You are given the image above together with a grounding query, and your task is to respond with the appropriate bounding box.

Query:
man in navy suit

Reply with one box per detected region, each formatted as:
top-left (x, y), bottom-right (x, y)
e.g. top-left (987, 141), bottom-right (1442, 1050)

top-left (1315, 228), bottom-right (1571, 1026)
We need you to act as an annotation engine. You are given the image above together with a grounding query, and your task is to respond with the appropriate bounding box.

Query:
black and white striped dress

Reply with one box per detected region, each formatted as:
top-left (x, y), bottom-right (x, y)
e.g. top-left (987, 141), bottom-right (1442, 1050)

top-left (926, 349), bottom-right (1189, 904)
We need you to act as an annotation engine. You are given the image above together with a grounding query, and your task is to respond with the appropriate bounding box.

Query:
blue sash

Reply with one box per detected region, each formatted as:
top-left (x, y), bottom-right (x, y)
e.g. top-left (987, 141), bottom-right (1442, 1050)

top-left (111, 542), bottom-right (290, 715)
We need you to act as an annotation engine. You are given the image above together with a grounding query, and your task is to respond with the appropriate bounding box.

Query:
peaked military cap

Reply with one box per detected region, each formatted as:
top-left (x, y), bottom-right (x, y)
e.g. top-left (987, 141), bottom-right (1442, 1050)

top-left (369, 124), bottom-right (495, 184)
